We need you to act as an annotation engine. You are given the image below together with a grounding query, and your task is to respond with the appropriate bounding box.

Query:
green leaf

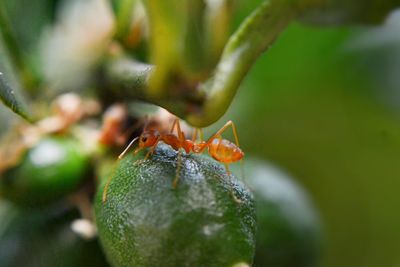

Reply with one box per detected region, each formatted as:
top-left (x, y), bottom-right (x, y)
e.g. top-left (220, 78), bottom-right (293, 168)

top-left (0, 72), bottom-right (31, 121)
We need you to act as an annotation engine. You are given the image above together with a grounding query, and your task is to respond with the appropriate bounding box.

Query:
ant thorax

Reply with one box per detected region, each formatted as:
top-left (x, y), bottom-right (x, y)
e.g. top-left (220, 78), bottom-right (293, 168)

top-left (104, 119), bottom-right (243, 202)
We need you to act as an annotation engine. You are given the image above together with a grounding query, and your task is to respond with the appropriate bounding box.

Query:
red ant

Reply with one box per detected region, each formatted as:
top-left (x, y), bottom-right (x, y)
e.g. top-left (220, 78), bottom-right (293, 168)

top-left (102, 119), bottom-right (244, 202)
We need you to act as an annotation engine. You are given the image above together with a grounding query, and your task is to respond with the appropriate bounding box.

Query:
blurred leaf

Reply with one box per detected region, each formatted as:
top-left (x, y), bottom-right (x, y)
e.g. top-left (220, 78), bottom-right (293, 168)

top-left (203, 0), bottom-right (233, 68)
top-left (0, 73), bottom-right (31, 121)
top-left (110, 0), bottom-right (137, 39)
top-left (145, 0), bottom-right (189, 96)
top-left (183, 0), bottom-right (206, 74)
top-left (3, 0), bottom-right (56, 50)
top-left (300, 0), bottom-right (400, 25)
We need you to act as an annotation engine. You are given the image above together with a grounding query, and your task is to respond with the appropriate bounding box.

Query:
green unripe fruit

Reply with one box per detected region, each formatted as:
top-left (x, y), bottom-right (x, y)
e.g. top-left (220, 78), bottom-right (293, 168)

top-left (0, 201), bottom-right (108, 267)
top-left (95, 144), bottom-right (256, 267)
top-left (0, 136), bottom-right (89, 207)
top-left (237, 159), bottom-right (322, 267)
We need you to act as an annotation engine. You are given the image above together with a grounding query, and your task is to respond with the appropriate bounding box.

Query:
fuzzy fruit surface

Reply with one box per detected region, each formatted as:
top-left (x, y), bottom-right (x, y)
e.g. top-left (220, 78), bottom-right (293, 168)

top-left (95, 144), bottom-right (256, 267)
top-left (0, 136), bottom-right (89, 207)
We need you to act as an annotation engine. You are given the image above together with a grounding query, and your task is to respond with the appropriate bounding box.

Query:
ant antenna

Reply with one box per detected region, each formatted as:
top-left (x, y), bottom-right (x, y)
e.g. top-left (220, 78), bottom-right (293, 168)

top-left (103, 115), bottom-right (151, 203)
top-left (103, 134), bottom-right (141, 202)
top-left (118, 136), bottom-right (139, 159)
top-left (119, 114), bottom-right (151, 159)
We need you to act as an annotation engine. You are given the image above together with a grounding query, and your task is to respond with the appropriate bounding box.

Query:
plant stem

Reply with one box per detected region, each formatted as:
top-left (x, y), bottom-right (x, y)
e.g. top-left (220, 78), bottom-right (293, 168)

top-left (104, 0), bottom-right (300, 126)
top-left (186, 0), bottom-right (300, 126)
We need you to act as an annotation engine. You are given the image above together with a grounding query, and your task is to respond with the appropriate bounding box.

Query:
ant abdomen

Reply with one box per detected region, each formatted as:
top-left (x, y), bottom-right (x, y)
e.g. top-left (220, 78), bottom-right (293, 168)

top-left (208, 139), bottom-right (244, 163)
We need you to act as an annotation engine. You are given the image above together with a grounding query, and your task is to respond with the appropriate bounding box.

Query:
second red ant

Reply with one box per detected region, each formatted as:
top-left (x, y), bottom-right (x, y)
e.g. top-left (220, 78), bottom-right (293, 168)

top-left (102, 118), bottom-right (244, 202)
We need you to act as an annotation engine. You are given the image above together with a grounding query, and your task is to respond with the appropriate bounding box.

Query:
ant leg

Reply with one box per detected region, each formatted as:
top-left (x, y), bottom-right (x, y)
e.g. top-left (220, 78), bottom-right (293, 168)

top-left (142, 150), bottom-right (153, 162)
top-left (144, 139), bottom-right (159, 160)
top-left (134, 138), bottom-right (159, 165)
top-left (102, 162), bottom-right (119, 203)
top-left (102, 175), bottom-right (112, 203)
top-left (205, 121), bottom-right (246, 182)
top-left (199, 128), bottom-right (204, 142)
top-left (172, 118), bottom-right (186, 141)
top-left (170, 118), bottom-right (178, 133)
top-left (176, 120), bottom-right (185, 141)
top-left (191, 128), bottom-right (198, 142)
top-left (205, 120), bottom-right (240, 147)
top-left (172, 149), bottom-right (182, 189)
top-left (224, 163), bottom-right (242, 204)
top-left (104, 116), bottom-right (151, 203)
top-left (224, 163), bottom-right (231, 176)
top-left (192, 128), bottom-right (204, 142)
top-left (104, 143), bottom-right (144, 202)
top-left (119, 115), bottom-right (151, 159)
top-left (170, 118), bottom-right (186, 143)
top-left (104, 141), bottom-right (144, 202)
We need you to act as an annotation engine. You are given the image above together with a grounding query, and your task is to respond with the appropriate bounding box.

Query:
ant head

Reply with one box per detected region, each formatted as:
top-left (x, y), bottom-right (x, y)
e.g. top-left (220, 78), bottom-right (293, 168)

top-left (139, 131), bottom-right (160, 148)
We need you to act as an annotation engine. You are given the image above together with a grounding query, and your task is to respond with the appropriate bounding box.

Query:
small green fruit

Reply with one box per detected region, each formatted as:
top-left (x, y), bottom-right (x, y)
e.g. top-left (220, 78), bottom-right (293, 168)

top-left (95, 144), bottom-right (256, 267)
top-left (0, 136), bottom-right (89, 207)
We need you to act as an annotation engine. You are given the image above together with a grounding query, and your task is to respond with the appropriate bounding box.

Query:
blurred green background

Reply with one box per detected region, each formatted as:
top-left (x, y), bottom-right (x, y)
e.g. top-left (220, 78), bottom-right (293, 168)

top-left (220, 3), bottom-right (400, 267)
top-left (2, 0), bottom-right (400, 266)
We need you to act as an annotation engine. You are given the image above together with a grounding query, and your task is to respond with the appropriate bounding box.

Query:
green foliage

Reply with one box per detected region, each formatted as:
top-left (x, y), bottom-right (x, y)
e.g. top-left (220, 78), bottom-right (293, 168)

top-left (1, 1), bottom-right (400, 266)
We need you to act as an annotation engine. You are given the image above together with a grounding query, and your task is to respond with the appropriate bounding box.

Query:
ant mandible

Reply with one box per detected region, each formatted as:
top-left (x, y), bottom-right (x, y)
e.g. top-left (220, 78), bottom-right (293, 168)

top-left (102, 118), bottom-right (244, 202)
